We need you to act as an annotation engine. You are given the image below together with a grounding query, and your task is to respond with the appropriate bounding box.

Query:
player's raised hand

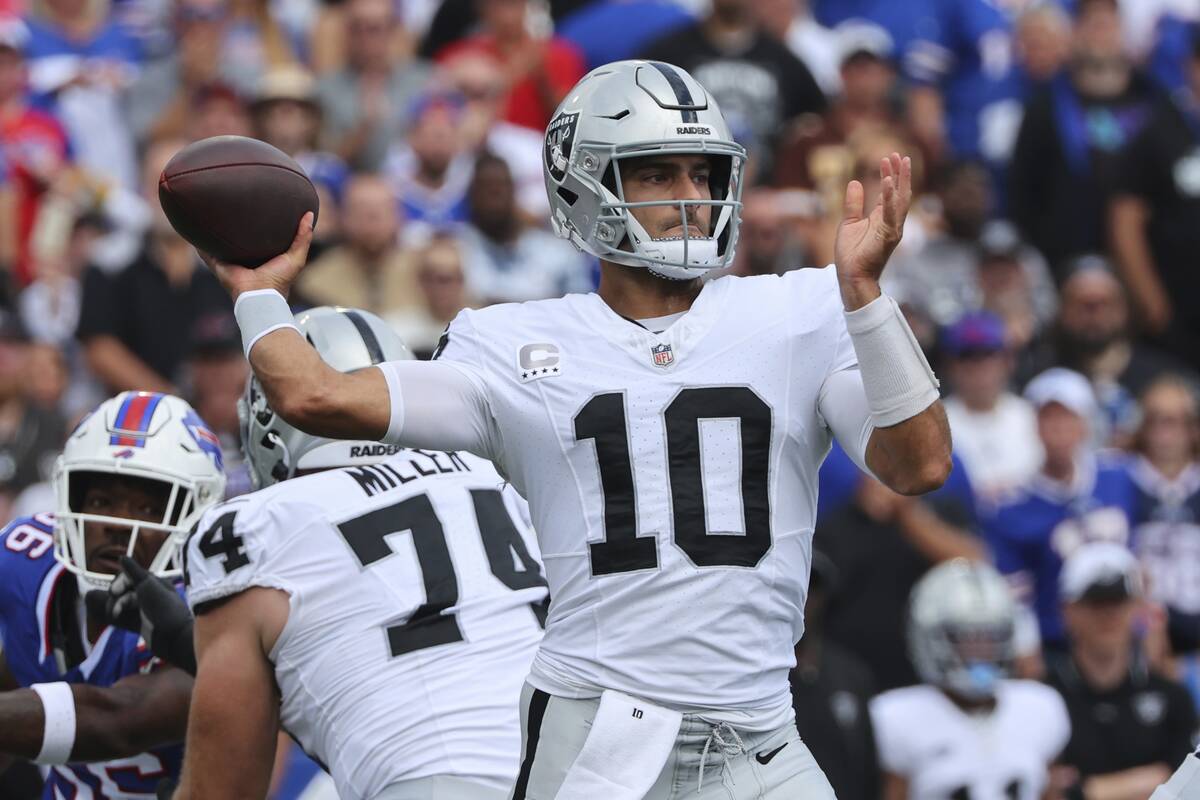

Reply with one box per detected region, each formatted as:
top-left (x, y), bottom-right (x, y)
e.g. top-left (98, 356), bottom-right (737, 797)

top-left (833, 153), bottom-right (912, 310)
top-left (198, 212), bottom-right (314, 301)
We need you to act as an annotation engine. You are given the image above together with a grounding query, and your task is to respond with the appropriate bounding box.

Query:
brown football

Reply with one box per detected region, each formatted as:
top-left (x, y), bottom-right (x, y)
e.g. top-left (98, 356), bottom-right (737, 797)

top-left (158, 136), bottom-right (319, 267)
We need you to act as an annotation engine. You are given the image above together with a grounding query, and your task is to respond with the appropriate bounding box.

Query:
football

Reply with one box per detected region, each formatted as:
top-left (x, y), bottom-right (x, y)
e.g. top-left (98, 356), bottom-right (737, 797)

top-left (158, 135), bottom-right (319, 267)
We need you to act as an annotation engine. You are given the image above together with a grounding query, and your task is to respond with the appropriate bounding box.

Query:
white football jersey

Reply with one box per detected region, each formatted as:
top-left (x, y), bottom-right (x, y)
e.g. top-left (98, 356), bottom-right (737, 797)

top-left (426, 266), bottom-right (861, 731)
top-left (870, 681), bottom-right (1071, 800)
top-left (185, 450), bottom-right (548, 799)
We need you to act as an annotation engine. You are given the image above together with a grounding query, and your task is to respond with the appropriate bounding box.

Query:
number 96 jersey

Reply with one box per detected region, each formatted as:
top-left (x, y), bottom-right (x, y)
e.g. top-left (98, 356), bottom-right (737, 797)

top-left (426, 266), bottom-right (861, 732)
top-left (184, 450), bottom-right (548, 800)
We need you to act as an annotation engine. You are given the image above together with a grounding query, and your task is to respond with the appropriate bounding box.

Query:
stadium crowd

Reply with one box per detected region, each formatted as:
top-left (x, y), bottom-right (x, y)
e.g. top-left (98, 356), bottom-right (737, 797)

top-left (1, 0), bottom-right (1200, 797)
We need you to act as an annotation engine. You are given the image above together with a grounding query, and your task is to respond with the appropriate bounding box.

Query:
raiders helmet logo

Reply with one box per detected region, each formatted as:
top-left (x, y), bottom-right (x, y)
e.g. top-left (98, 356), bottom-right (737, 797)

top-left (545, 112), bottom-right (579, 182)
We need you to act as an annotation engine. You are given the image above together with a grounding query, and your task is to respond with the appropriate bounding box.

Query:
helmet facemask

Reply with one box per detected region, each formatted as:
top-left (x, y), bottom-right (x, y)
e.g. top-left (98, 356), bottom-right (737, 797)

top-left (918, 618), bottom-right (1015, 702)
top-left (54, 466), bottom-right (208, 589)
top-left (565, 140), bottom-right (746, 281)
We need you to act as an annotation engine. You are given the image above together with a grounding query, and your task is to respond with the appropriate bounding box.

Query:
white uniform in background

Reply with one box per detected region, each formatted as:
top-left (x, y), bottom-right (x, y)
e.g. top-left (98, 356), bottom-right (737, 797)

top-left (185, 449), bottom-right (548, 800)
top-left (871, 681), bottom-right (1071, 800)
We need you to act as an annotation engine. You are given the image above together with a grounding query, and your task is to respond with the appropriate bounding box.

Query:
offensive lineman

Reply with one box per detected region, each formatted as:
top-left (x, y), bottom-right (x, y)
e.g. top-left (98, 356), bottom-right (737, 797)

top-left (165, 307), bottom-right (548, 800)
top-left (202, 61), bottom-right (952, 798)
top-left (0, 392), bottom-right (225, 797)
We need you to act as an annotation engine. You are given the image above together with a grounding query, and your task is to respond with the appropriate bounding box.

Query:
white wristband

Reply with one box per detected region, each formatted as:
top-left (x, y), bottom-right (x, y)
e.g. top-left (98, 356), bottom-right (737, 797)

top-left (31, 682), bottom-right (76, 764)
top-left (233, 289), bottom-right (298, 358)
top-left (844, 292), bottom-right (940, 427)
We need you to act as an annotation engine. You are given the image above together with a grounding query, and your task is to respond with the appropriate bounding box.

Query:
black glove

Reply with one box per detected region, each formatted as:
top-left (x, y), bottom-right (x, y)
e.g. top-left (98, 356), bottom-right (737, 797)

top-left (85, 557), bottom-right (197, 675)
top-left (155, 777), bottom-right (178, 799)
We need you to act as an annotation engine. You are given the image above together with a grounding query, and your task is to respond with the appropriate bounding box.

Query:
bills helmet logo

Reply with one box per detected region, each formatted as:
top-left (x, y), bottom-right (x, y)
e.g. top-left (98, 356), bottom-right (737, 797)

top-left (183, 410), bottom-right (224, 471)
top-left (651, 343), bottom-right (674, 368)
top-left (545, 112), bottom-right (579, 183)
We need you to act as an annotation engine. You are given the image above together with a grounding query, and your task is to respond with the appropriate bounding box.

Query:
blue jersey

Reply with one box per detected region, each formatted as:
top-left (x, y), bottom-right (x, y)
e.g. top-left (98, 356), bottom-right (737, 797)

top-left (0, 514), bottom-right (183, 799)
top-left (904, 0), bottom-right (1026, 167)
top-left (983, 457), bottom-right (1138, 645)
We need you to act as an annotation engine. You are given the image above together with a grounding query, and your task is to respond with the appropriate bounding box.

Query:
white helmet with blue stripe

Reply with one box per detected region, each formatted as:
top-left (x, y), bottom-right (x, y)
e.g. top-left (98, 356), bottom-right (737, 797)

top-left (53, 392), bottom-right (227, 587)
top-left (543, 59), bottom-right (746, 280)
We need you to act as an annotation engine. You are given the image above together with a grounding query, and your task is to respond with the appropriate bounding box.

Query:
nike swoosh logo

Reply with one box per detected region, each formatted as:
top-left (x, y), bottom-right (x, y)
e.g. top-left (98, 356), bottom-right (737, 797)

top-left (755, 743), bottom-right (788, 765)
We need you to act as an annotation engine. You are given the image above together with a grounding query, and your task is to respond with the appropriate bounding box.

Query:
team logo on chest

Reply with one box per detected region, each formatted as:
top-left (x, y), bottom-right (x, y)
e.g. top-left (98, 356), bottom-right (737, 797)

top-left (651, 343), bottom-right (674, 368)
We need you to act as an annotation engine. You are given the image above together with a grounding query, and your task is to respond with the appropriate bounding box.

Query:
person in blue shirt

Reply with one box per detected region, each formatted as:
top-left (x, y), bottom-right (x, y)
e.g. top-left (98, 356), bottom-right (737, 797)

top-left (0, 391), bottom-right (225, 798)
top-left (985, 368), bottom-right (1138, 649)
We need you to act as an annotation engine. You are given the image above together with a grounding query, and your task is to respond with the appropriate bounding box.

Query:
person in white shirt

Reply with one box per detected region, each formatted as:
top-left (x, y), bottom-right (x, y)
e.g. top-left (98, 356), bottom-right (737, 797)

top-left (941, 311), bottom-right (1041, 503)
top-left (202, 60), bottom-right (951, 799)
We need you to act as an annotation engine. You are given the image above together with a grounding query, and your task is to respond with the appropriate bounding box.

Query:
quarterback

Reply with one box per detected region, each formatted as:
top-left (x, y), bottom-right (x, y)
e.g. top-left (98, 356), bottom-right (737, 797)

top-left (205, 61), bottom-right (951, 798)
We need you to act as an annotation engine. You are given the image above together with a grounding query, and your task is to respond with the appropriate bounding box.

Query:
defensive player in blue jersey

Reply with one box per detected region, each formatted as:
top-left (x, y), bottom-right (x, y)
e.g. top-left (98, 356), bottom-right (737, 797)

top-left (0, 391), bottom-right (225, 798)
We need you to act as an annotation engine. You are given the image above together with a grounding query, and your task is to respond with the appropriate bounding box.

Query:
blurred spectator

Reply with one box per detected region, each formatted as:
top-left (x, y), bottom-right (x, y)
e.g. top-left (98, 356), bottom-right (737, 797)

top-left (820, 459), bottom-right (982, 692)
top-left (1128, 376), bottom-right (1200, 661)
top-left (382, 89), bottom-right (472, 237)
top-left (641, 0), bottom-right (827, 155)
top-left (1110, 27), bottom-right (1200, 371)
top-left (440, 51), bottom-right (548, 220)
top-left (75, 139), bottom-right (233, 395)
top-left (903, 0), bottom-right (1022, 171)
top-left (558, 0), bottom-right (693, 73)
top-left (0, 308), bottom-right (64, 525)
top-left (436, 0), bottom-right (586, 133)
top-left (1010, 0), bottom-right (1159, 274)
top-left (188, 81), bottom-right (253, 141)
top-left (871, 560), bottom-right (1070, 800)
top-left (731, 188), bottom-right (803, 276)
top-left (132, 1), bottom-right (228, 142)
top-left (756, 0), bottom-right (841, 97)
top-left (1013, 2), bottom-right (1072, 88)
top-left (221, 0), bottom-right (300, 95)
top-left (24, 0), bottom-right (141, 191)
top-left (1049, 543), bottom-right (1196, 798)
top-left (457, 151), bottom-right (592, 303)
top-left (23, 340), bottom-right (67, 412)
top-left (789, 550), bottom-right (879, 800)
top-left (296, 173), bottom-right (419, 316)
top-left (317, 0), bottom-right (431, 171)
top-left (250, 64), bottom-right (348, 249)
top-left (976, 221), bottom-right (1056, 353)
top-left (984, 368), bottom-right (1137, 650)
top-left (942, 312), bottom-right (1042, 504)
top-left (1030, 258), bottom-right (1194, 444)
top-left (0, 20), bottom-right (71, 290)
top-left (183, 309), bottom-right (251, 498)
top-left (884, 162), bottom-right (1055, 329)
top-left (773, 22), bottom-right (903, 190)
top-left (387, 234), bottom-right (477, 359)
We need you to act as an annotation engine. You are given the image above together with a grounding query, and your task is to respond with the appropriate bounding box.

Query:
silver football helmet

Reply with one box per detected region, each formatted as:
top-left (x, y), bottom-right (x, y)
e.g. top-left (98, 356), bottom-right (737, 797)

top-left (239, 306), bottom-right (413, 489)
top-left (909, 559), bottom-right (1017, 701)
top-left (543, 59), bottom-right (746, 280)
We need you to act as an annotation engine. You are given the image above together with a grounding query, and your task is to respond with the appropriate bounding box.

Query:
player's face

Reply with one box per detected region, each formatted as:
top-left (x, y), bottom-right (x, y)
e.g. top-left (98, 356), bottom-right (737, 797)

top-left (619, 154), bottom-right (714, 242)
top-left (79, 474), bottom-right (172, 576)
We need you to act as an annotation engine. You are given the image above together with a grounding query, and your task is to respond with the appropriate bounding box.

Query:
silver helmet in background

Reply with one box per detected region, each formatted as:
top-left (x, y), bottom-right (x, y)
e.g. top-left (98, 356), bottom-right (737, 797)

top-left (543, 59), bottom-right (747, 280)
top-left (908, 558), bottom-right (1017, 701)
top-left (239, 306), bottom-right (413, 489)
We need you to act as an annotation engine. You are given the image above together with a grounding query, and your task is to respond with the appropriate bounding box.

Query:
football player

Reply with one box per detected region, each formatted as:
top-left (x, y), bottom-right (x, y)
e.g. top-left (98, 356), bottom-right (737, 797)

top-left (1152, 749), bottom-right (1200, 799)
top-left (202, 60), bottom-right (951, 798)
top-left (0, 391), bottom-right (225, 798)
top-left (158, 307), bottom-right (546, 800)
top-left (871, 559), bottom-right (1071, 800)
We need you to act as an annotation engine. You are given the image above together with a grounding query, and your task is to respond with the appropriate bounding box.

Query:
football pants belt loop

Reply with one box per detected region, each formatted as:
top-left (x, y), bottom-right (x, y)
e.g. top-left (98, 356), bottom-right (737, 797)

top-left (554, 689), bottom-right (682, 800)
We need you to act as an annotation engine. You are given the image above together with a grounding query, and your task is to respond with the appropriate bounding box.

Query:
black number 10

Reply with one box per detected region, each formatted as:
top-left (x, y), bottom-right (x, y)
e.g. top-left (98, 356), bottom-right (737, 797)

top-left (574, 386), bottom-right (773, 576)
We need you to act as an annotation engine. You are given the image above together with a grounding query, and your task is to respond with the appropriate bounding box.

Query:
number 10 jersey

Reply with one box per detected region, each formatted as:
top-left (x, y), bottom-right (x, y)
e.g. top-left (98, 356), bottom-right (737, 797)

top-left (417, 266), bottom-right (863, 732)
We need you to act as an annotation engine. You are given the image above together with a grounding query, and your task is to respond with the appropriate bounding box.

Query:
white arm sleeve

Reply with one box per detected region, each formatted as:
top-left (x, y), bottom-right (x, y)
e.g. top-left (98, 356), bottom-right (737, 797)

top-left (376, 360), bottom-right (498, 460)
top-left (818, 367), bottom-right (877, 478)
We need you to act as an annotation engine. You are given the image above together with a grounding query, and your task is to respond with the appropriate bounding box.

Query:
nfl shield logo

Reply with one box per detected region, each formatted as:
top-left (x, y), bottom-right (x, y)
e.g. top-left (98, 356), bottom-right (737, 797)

top-left (651, 343), bottom-right (674, 368)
